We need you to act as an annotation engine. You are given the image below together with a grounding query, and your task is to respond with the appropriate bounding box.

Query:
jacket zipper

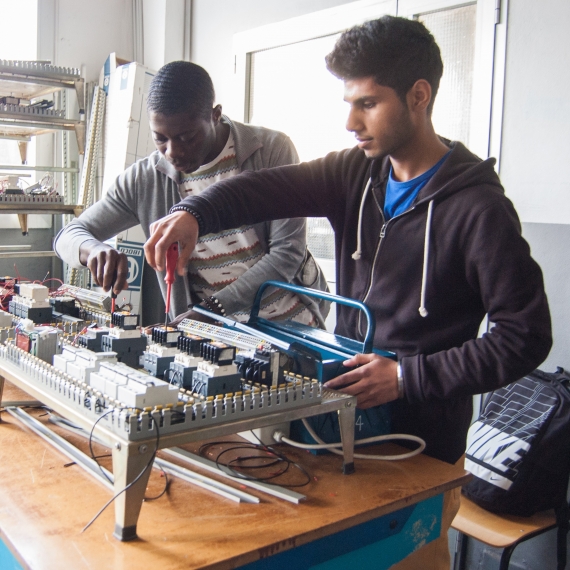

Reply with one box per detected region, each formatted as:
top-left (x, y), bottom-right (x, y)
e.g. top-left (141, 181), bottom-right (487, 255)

top-left (357, 207), bottom-right (415, 339)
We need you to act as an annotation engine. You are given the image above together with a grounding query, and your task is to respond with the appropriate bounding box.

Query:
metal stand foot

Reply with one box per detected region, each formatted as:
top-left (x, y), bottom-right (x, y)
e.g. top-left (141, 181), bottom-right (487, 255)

top-left (337, 401), bottom-right (356, 474)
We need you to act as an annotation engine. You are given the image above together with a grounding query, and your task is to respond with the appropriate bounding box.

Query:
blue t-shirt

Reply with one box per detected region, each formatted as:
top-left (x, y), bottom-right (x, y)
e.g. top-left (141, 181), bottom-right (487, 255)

top-left (384, 150), bottom-right (451, 220)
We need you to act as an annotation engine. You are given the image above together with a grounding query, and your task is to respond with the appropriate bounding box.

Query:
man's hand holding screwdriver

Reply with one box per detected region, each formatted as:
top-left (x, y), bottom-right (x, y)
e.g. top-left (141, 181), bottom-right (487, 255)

top-left (145, 210), bottom-right (200, 275)
top-left (79, 239), bottom-right (129, 296)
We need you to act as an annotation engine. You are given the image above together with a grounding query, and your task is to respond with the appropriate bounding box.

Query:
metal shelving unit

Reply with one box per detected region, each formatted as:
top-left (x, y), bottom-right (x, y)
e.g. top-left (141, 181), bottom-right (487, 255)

top-left (0, 60), bottom-right (85, 154)
top-left (0, 60), bottom-right (85, 237)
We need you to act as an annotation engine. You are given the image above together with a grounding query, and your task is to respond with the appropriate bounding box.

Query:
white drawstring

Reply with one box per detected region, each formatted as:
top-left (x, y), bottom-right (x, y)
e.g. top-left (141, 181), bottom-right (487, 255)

top-left (419, 199), bottom-right (434, 318)
top-left (352, 178), bottom-right (373, 261)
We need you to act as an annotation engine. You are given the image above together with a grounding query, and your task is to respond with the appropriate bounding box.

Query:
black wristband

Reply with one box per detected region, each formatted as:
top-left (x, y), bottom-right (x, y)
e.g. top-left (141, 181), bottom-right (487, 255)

top-left (169, 204), bottom-right (205, 234)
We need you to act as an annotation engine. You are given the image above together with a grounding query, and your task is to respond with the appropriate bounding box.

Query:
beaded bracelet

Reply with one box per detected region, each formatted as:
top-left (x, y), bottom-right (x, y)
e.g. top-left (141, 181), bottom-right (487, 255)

top-left (169, 204), bottom-right (205, 234)
top-left (201, 295), bottom-right (226, 317)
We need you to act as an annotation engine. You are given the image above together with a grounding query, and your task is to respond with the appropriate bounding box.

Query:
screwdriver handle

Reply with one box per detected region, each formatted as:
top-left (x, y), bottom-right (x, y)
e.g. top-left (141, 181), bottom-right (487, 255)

top-left (165, 242), bottom-right (179, 285)
top-left (164, 242), bottom-right (179, 321)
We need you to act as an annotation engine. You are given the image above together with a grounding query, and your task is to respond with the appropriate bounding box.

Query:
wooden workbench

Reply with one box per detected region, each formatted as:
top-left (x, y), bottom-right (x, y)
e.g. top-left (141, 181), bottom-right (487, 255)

top-left (0, 380), bottom-right (470, 570)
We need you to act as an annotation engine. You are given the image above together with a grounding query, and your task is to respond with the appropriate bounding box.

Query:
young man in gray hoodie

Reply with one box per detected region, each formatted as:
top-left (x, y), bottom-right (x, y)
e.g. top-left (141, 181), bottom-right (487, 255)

top-left (143, 18), bottom-right (551, 569)
top-left (54, 61), bottom-right (328, 326)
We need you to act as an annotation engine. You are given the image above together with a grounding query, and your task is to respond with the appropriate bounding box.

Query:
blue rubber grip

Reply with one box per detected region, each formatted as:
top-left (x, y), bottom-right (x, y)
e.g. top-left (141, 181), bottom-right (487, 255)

top-left (250, 280), bottom-right (377, 353)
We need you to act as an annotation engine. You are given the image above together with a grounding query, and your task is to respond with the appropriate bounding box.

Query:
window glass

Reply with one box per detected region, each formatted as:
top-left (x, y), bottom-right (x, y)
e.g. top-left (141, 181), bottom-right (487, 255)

top-left (419, 4), bottom-right (477, 146)
top-left (0, 0), bottom-right (38, 176)
top-left (249, 33), bottom-right (355, 163)
top-left (246, 1), bottom-right (485, 304)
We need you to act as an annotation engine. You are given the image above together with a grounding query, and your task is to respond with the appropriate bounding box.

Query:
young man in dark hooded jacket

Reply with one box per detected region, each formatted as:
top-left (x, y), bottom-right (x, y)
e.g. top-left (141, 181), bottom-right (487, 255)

top-left (143, 16), bottom-right (552, 568)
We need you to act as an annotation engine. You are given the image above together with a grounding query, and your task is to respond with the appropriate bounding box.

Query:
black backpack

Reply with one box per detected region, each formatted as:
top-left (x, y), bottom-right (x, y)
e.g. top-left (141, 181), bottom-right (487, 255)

top-left (462, 368), bottom-right (570, 568)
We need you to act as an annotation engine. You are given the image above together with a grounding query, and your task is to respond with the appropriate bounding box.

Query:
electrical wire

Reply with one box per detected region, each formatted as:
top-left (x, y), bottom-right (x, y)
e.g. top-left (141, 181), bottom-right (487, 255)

top-left (199, 438), bottom-right (311, 488)
top-left (82, 406), bottom-right (165, 533)
top-left (274, 419), bottom-right (425, 461)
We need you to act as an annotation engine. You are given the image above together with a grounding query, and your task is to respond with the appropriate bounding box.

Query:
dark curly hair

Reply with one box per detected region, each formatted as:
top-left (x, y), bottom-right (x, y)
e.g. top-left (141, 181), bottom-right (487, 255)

top-left (325, 16), bottom-right (443, 113)
top-left (147, 61), bottom-right (215, 118)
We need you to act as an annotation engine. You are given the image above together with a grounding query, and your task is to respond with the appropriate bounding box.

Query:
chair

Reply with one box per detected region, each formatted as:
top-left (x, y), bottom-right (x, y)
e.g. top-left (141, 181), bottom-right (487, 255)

top-left (452, 494), bottom-right (567, 570)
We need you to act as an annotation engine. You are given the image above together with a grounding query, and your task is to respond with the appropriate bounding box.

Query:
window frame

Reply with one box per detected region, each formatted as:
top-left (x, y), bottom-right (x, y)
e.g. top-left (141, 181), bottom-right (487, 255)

top-left (233, 0), bottom-right (504, 161)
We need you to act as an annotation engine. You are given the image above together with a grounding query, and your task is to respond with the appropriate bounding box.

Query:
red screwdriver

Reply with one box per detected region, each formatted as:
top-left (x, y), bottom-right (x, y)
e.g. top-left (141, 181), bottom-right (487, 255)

top-left (164, 242), bottom-right (179, 327)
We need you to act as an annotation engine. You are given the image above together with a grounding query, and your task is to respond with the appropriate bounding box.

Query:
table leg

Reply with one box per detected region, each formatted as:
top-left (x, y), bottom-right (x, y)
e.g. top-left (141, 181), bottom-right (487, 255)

top-left (111, 441), bottom-right (155, 541)
top-left (337, 401), bottom-right (356, 474)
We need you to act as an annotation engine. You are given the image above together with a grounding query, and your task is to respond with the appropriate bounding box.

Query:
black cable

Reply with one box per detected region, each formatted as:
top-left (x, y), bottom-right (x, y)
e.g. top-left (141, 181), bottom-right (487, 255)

top-left (198, 439), bottom-right (311, 488)
top-left (143, 470), bottom-right (170, 501)
top-left (82, 407), bottom-right (163, 533)
top-left (88, 408), bottom-right (115, 484)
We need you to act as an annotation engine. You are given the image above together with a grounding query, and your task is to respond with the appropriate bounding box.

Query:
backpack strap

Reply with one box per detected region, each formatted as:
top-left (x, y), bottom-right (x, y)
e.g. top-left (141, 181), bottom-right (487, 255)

top-left (555, 502), bottom-right (569, 570)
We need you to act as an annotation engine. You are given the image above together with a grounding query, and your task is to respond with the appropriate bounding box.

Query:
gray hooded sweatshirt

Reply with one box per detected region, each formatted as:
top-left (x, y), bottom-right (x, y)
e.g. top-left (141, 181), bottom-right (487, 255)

top-left (54, 116), bottom-right (328, 324)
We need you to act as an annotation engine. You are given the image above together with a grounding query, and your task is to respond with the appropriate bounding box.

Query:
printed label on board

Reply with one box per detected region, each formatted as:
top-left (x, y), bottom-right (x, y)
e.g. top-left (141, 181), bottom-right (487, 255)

top-left (117, 240), bottom-right (144, 291)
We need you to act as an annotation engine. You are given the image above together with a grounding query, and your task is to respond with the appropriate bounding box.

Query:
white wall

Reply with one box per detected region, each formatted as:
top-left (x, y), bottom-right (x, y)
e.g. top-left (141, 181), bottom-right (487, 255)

top-left (39, 0), bottom-right (134, 82)
top-left (500, 0), bottom-right (570, 226)
top-left (142, 0), bottom-right (188, 70)
top-left (499, 0), bottom-right (570, 372)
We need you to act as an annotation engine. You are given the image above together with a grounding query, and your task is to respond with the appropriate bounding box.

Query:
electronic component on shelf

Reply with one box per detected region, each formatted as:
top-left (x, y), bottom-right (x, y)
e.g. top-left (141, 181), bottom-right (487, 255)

top-left (191, 342), bottom-right (242, 398)
top-left (54, 285), bottom-right (112, 313)
top-left (151, 325), bottom-right (180, 345)
top-left (201, 341), bottom-right (236, 366)
top-left (75, 325), bottom-right (109, 352)
top-left (14, 320), bottom-right (61, 363)
top-left (0, 309), bottom-right (13, 328)
top-left (68, 351), bottom-right (119, 384)
top-left (234, 345), bottom-right (283, 387)
top-left (53, 344), bottom-right (81, 373)
top-left (177, 333), bottom-right (206, 355)
top-left (1, 340), bottom-right (329, 443)
top-left (101, 314), bottom-right (146, 369)
top-left (111, 311), bottom-right (139, 330)
top-left (142, 326), bottom-right (181, 378)
top-left (0, 193), bottom-right (63, 203)
top-left (49, 296), bottom-right (80, 318)
top-left (54, 345), bottom-right (118, 383)
top-left (165, 334), bottom-right (207, 389)
top-left (235, 353), bottom-right (271, 387)
top-left (90, 361), bottom-right (179, 408)
top-left (9, 284), bottom-right (53, 323)
top-left (142, 342), bottom-right (179, 378)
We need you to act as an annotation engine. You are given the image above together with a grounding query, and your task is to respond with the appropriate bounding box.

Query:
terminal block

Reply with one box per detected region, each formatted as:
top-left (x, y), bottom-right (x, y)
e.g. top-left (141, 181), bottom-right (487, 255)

top-left (151, 325), bottom-right (180, 346)
top-left (142, 326), bottom-right (182, 378)
top-left (166, 334), bottom-right (208, 389)
top-left (49, 296), bottom-right (80, 318)
top-left (111, 311), bottom-right (139, 330)
top-left (235, 346), bottom-right (282, 387)
top-left (101, 314), bottom-right (146, 369)
top-left (191, 342), bottom-right (242, 398)
top-left (200, 341), bottom-right (236, 366)
top-left (177, 333), bottom-right (206, 356)
top-left (167, 351), bottom-right (205, 389)
top-left (76, 325), bottom-right (109, 352)
top-left (54, 345), bottom-right (118, 383)
top-left (14, 321), bottom-right (61, 363)
top-left (0, 309), bottom-right (13, 328)
top-left (142, 342), bottom-right (179, 378)
top-left (9, 284), bottom-right (53, 323)
top-left (90, 361), bottom-right (179, 408)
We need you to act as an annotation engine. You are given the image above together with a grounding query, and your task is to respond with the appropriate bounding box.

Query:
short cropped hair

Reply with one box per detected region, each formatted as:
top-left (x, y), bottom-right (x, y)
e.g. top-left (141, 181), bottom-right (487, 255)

top-left (147, 61), bottom-right (215, 118)
top-left (325, 16), bottom-right (443, 113)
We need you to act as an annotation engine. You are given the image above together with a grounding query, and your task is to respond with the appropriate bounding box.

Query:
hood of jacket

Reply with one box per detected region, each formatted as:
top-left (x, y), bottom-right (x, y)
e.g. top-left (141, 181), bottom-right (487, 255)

top-left (154, 115), bottom-right (265, 183)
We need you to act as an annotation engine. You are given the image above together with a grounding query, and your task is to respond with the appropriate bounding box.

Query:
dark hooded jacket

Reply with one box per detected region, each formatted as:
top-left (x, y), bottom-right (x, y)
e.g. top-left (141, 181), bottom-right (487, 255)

top-left (176, 141), bottom-right (552, 464)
